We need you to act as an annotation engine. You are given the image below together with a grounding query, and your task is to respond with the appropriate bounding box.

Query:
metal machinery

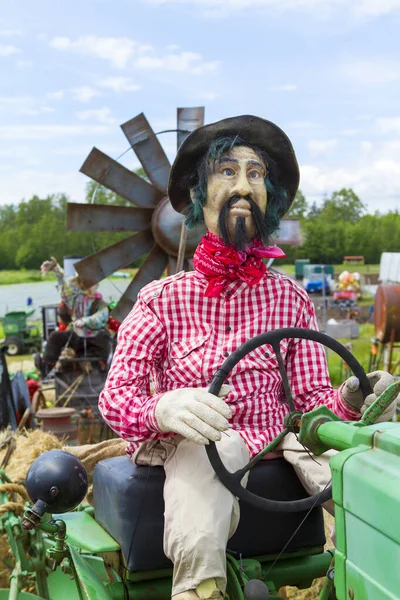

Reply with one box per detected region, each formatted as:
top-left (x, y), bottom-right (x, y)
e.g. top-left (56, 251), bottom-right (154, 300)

top-left (371, 284), bottom-right (400, 375)
top-left (1, 311), bottom-right (41, 356)
top-left (66, 107), bottom-right (208, 324)
top-left (38, 108), bottom-right (207, 437)
top-left (38, 304), bottom-right (114, 443)
top-left (0, 329), bottom-right (399, 600)
top-left (66, 107), bottom-right (302, 324)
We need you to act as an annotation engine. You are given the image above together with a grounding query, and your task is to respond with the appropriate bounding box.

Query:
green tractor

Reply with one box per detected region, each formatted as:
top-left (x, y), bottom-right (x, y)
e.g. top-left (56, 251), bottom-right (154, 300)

top-left (1, 311), bottom-right (42, 357)
top-left (0, 328), bottom-right (399, 600)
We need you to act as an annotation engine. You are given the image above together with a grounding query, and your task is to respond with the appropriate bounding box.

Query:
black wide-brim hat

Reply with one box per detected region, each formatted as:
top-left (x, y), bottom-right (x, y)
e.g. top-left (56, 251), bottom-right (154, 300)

top-left (168, 114), bottom-right (300, 215)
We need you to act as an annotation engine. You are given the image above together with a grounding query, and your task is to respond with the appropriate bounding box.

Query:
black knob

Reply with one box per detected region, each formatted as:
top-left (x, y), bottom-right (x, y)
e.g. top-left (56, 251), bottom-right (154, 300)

top-left (26, 450), bottom-right (88, 514)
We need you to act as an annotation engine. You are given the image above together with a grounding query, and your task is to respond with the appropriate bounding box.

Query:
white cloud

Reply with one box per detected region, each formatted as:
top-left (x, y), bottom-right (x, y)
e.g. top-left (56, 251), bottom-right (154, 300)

top-left (377, 117), bottom-right (400, 135)
top-left (71, 86), bottom-right (101, 103)
top-left (0, 169), bottom-right (85, 205)
top-left (342, 59), bottom-right (400, 85)
top-left (49, 35), bottom-right (219, 75)
top-left (340, 129), bottom-right (362, 136)
top-left (361, 141), bottom-right (373, 153)
top-left (135, 51), bottom-right (219, 73)
top-left (300, 158), bottom-right (400, 213)
top-left (0, 95), bottom-right (32, 107)
top-left (355, 114), bottom-right (373, 121)
top-left (269, 84), bottom-right (297, 92)
top-left (307, 139), bottom-right (338, 155)
top-left (187, 90), bottom-right (219, 101)
top-left (286, 120), bottom-right (317, 130)
top-left (0, 125), bottom-right (112, 141)
top-left (0, 96), bottom-right (54, 116)
top-left (352, 0), bottom-right (400, 17)
top-left (142, 0), bottom-right (400, 19)
top-left (54, 145), bottom-right (119, 157)
top-left (50, 35), bottom-right (144, 69)
top-left (46, 90), bottom-right (65, 100)
top-left (0, 29), bottom-right (23, 37)
top-left (76, 106), bottom-right (117, 124)
top-left (16, 59), bottom-right (33, 69)
top-left (98, 76), bottom-right (141, 92)
top-left (0, 43), bottom-right (20, 57)
top-left (19, 106), bottom-right (55, 116)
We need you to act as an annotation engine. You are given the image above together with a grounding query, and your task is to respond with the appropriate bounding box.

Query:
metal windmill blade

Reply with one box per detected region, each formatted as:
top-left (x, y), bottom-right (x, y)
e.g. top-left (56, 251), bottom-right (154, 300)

top-left (67, 107), bottom-right (206, 322)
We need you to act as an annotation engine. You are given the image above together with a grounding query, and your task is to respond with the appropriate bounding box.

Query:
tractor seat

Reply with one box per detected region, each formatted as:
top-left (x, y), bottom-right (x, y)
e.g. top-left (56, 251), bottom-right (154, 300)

top-left (93, 456), bottom-right (326, 573)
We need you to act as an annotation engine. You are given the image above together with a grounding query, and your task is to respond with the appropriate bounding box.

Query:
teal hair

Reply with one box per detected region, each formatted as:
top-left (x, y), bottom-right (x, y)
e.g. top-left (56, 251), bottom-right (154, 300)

top-left (185, 136), bottom-right (289, 240)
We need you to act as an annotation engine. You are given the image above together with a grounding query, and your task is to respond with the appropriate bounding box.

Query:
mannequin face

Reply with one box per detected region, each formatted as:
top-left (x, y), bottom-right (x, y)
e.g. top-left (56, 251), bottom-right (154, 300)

top-left (201, 146), bottom-right (267, 243)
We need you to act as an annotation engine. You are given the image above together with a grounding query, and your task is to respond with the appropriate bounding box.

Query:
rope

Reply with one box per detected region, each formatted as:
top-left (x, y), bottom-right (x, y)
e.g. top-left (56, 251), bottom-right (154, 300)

top-left (0, 483), bottom-right (29, 500)
top-left (0, 483), bottom-right (29, 516)
top-left (0, 502), bottom-right (25, 516)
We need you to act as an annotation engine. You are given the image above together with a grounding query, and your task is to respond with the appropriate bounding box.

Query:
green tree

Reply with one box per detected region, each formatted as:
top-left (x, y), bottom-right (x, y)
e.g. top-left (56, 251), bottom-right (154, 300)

top-left (285, 189), bottom-right (309, 220)
top-left (320, 188), bottom-right (366, 224)
top-left (308, 201), bottom-right (322, 219)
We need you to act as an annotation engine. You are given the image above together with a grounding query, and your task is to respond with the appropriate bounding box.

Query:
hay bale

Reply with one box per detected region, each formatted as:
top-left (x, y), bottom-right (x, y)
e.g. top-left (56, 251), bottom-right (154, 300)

top-left (0, 429), bottom-right (63, 483)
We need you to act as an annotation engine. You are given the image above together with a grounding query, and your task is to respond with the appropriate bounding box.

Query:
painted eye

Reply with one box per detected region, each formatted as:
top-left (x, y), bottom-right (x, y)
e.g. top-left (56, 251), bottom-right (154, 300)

top-left (223, 168), bottom-right (234, 176)
top-left (249, 170), bottom-right (261, 179)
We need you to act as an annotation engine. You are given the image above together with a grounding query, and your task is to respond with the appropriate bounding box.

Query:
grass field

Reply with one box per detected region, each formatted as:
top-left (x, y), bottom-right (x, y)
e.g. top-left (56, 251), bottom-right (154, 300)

top-left (0, 264), bottom-right (379, 285)
top-left (0, 270), bottom-right (57, 285)
top-left (0, 270), bottom-right (136, 285)
top-left (326, 323), bottom-right (374, 386)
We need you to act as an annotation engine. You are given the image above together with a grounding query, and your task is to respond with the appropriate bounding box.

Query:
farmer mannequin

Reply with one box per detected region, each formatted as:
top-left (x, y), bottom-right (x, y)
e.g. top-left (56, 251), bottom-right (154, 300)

top-left (36, 257), bottom-right (110, 375)
top-left (99, 115), bottom-right (396, 600)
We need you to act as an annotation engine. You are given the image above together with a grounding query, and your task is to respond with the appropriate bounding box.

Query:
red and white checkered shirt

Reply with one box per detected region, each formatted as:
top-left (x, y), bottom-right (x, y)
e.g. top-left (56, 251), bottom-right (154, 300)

top-left (99, 270), bottom-right (356, 457)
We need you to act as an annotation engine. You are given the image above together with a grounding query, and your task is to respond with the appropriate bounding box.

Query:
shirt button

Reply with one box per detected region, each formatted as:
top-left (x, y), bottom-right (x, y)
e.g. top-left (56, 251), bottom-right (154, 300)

top-left (224, 351), bottom-right (229, 357)
top-left (226, 326), bottom-right (231, 332)
top-left (226, 291), bottom-right (232, 297)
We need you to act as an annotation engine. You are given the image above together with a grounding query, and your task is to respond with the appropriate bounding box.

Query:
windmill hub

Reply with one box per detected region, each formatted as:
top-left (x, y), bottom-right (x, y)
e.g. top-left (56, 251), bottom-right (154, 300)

top-left (151, 196), bottom-right (205, 258)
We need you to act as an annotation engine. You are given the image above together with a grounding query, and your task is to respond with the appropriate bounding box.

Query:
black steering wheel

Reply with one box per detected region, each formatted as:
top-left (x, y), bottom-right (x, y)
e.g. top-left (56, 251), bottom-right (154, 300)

top-left (206, 327), bottom-right (372, 513)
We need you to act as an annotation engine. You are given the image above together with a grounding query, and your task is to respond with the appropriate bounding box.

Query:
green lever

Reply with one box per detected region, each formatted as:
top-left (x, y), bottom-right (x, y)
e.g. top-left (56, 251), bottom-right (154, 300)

top-left (361, 380), bottom-right (400, 425)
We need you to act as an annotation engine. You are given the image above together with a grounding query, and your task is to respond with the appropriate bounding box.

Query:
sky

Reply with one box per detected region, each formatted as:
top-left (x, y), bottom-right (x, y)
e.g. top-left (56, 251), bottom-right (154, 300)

top-left (1, 0), bottom-right (400, 214)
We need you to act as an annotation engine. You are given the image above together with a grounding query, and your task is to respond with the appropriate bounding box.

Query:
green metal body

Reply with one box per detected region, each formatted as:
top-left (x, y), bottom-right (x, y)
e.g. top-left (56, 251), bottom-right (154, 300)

top-left (1, 382), bottom-right (400, 599)
top-left (295, 259), bottom-right (310, 279)
top-left (1, 311), bottom-right (41, 354)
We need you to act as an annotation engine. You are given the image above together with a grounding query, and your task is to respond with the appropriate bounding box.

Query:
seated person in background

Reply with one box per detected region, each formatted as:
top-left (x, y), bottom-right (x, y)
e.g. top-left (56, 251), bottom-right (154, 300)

top-left (35, 257), bottom-right (110, 376)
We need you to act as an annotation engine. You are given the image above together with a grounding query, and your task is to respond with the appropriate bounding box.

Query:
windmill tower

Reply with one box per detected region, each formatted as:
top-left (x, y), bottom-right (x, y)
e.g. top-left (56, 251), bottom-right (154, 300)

top-left (66, 107), bottom-right (206, 322)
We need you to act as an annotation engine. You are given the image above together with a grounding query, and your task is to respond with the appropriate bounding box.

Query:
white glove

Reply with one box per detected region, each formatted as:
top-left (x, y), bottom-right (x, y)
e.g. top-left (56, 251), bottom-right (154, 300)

top-left (155, 385), bottom-right (232, 445)
top-left (340, 370), bottom-right (396, 422)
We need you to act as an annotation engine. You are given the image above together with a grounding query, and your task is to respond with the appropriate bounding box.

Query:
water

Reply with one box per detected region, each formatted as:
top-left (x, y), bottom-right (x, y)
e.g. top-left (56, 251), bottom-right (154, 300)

top-left (0, 279), bottom-right (132, 317)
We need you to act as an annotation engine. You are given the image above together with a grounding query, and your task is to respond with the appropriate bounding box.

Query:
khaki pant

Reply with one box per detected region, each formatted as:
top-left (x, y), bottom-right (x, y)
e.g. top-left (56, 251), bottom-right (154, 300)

top-left (133, 431), bottom-right (336, 597)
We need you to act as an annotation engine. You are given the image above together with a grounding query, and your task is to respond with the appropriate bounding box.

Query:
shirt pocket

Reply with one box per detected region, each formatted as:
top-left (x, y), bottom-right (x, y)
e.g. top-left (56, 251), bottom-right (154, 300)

top-left (241, 339), bottom-right (290, 372)
top-left (168, 335), bottom-right (209, 384)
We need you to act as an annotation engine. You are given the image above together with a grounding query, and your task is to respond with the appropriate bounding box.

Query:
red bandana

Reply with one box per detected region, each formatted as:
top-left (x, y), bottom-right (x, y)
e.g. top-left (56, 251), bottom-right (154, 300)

top-left (193, 232), bottom-right (286, 297)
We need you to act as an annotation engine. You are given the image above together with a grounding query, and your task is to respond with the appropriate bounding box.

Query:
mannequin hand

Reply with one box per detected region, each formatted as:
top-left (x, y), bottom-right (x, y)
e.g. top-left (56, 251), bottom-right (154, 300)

top-left (155, 385), bottom-right (232, 445)
top-left (40, 256), bottom-right (58, 276)
top-left (340, 370), bottom-right (396, 422)
top-left (74, 318), bottom-right (87, 329)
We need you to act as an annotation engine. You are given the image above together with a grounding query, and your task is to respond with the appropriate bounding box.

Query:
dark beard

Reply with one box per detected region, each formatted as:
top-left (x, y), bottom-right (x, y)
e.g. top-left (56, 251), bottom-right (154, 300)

top-left (217, 195), bottom-right (268, 251)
